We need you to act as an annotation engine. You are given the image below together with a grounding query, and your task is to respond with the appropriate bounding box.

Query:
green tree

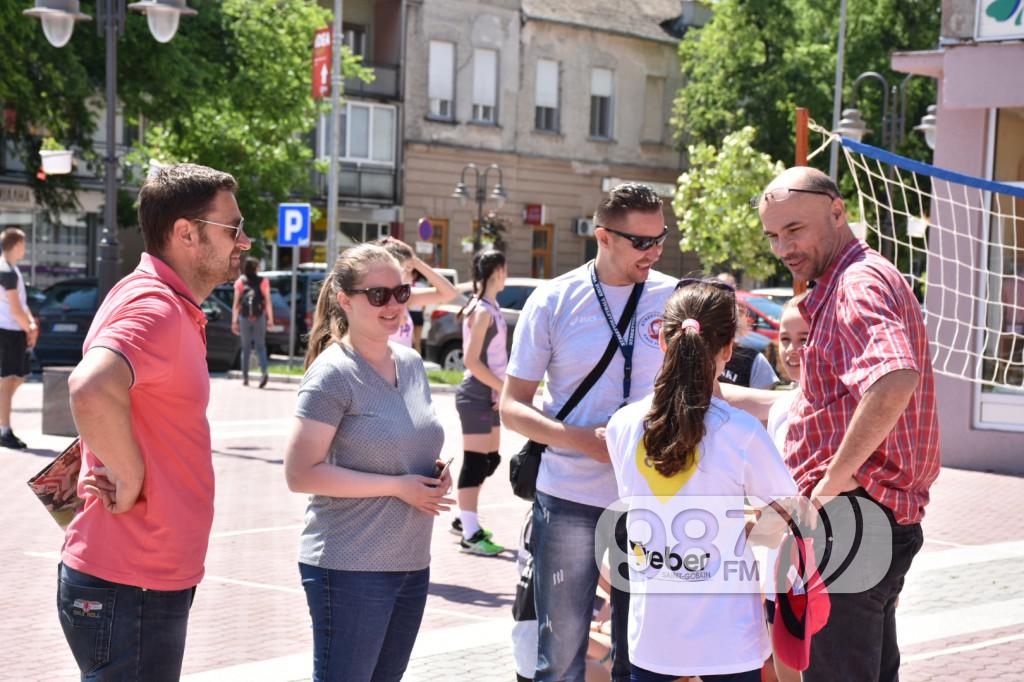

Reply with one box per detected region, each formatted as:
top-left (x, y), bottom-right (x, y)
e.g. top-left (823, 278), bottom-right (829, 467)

top-left (673, 0), bottom-right (940, 167)
top-left (673, 126), bottom-right (784, 279)
top-left (1, 0), bottom-right (370, 255)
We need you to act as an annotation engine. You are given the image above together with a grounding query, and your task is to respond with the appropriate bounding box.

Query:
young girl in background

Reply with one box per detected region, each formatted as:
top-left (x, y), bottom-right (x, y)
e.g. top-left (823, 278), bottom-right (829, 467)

top-left (283, 244), bottom-right (454, 682)
top-left (763, 293), bottom-right (809, 682)
top-left (374, 237), bottom-right (458, 350)
top-left (605, 279), bottom-right (797, 682)
top-left (452, 249), bottom-right (507, 555)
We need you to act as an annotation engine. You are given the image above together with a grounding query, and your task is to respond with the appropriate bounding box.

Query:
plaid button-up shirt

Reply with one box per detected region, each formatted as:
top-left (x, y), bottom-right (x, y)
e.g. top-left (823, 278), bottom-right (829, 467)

top-left (784, 239), bottom-right (940, 525)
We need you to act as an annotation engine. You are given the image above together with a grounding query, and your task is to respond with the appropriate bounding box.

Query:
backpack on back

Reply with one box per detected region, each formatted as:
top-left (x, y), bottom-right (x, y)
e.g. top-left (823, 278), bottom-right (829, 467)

top-left (240, 276), bottom-right (265, 319)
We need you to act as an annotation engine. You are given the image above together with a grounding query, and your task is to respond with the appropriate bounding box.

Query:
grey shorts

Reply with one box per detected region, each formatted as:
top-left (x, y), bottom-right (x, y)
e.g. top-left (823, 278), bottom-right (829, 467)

top-left (455, 378), bottom-right (500, 435)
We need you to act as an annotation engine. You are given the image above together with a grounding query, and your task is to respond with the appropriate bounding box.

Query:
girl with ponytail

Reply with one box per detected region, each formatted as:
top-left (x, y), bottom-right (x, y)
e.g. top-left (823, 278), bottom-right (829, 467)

top-left (285, 244), bottom-right (454, 681)
top-left (603, 279), bottom-right (797, 682)
top-left (451, 249), bottom-right (507, 555)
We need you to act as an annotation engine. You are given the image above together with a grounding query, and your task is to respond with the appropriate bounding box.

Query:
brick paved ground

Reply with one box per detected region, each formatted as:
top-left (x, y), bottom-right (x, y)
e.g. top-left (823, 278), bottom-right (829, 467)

top-left (3, 376), bottom-right (1024, 681)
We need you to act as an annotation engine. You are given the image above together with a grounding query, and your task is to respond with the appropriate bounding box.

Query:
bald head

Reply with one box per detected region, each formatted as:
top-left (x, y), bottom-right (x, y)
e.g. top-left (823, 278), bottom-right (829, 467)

top-left (764, 166), bottom-right (840, 196)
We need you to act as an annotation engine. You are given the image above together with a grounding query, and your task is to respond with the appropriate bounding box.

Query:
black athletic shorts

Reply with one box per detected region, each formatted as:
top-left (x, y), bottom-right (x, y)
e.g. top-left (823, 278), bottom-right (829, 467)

top-left (410, 309), bottom-right (425, 326)
top-left (0, 329), bottom-right (30, 378)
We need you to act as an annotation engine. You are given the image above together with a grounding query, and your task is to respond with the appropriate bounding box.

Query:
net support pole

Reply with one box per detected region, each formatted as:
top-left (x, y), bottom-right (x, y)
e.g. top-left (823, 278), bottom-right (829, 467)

top-left (794, 107), bottom-right (810, 295)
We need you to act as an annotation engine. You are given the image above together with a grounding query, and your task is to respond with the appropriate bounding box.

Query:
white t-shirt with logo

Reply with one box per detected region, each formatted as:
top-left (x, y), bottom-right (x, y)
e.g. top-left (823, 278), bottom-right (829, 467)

top-left (0, 258), bottom-right (27, 331)
top-left (605, 395), bottom-right (797, 677)
top-left (389, 310), bottom-right (414, 347)
top-left (507, 264), bottom-right (676, 508)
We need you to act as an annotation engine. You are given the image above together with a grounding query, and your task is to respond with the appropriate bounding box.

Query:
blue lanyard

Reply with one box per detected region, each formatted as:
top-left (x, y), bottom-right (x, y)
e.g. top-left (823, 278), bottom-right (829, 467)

top-left (590, 263), bottom-right (638, 402)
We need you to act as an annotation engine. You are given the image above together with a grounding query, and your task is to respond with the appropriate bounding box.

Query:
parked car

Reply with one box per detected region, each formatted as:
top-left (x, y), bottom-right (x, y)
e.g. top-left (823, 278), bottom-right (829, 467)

top-left (259, 270), bottom-right (327, 351)
top-left (26, 284), bottom-right (47, 316)
top-left (33, 278), bottom-right (241, 372)
top-left (749, 286), bottom-right (794, 306)
top-left (211, 283), bottom-right (293, 355)
top-left (424, 277), bottom-right (545, 371)
top-left (737, 291), bottom-right (783, 342)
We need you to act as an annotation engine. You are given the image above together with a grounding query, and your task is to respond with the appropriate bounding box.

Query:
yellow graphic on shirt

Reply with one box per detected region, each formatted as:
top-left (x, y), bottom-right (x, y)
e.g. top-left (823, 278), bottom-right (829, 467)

top-left (635, 438), bottom-right (699, 503)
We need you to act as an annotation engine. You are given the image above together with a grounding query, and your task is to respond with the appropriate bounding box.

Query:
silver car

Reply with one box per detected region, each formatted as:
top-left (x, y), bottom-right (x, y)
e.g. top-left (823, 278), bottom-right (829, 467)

top-left (424, 277), bottom-right (546, 370)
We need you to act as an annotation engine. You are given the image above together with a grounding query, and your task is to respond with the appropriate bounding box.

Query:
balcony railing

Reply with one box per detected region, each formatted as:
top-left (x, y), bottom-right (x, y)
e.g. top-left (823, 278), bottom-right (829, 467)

top-left (339, 163), bottom-right (396, 203)
top-left (344, 64), bottom-right (400, 101)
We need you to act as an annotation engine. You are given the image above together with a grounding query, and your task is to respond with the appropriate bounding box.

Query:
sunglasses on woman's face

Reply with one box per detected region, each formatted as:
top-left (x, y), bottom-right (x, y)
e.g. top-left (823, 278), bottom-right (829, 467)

top-left (344, 284), bottom-right (412, 306)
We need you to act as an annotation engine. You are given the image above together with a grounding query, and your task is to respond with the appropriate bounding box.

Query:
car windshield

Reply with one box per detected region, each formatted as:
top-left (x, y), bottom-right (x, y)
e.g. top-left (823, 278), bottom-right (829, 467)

top-left (40, 284), bottom-right (97, 313)
top-left (743, 296), bottom-right (783, 322)
top-left (496, 286), bottom-right (535, 311)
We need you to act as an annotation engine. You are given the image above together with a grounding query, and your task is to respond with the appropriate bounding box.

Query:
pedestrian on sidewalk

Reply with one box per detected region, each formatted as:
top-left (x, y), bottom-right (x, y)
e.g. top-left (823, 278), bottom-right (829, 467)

top-left (757, 166), bottom-right (941, 682)
top-left (59, 163), bottom-right (250, 680)
top-left (374, 236), bottom-right (458, 352)
top-left (604, 279), bottom-right (797, 682)
top-left (232, 257), bottom-right (274, 387)
top-left (284, 243), bottom-right (454, 682)
top-left (500, 183), bottom-right (677, 682)
top-left (452, 249), bottom-right (507, 555)
top-left (0, 227), bottom-right (37, 450)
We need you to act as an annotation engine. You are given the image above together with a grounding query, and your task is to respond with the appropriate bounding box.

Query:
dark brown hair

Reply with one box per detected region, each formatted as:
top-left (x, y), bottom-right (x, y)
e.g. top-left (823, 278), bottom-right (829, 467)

top-left (458, 249), bottom-right (506, 320)
top-left (305, 244), bottom-right (398, 368)
top-left (0, 228), bottom-right (25, 252)
top-left (137, 163), bottom-right (237, 258)
top-left (373, 236), bottom-right (415, 264)
top-left (643, 282), bottom-right (737, 477)
top-left (243, 257), bottom-right (260, 279)
top-left (594, 182), bottom-right (663, 228)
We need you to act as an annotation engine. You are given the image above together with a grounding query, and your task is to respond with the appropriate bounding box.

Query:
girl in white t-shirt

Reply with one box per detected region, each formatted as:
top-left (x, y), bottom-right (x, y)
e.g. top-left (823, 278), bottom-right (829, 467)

top-left (763, 292), bottom-right (809, 682)
top-left (605, 279), bottom-right (797, 682)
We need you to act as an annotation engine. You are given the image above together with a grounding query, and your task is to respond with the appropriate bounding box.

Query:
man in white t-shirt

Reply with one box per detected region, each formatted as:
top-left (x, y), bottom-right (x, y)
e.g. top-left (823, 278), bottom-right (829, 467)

top-left (501, 183), bottom-right (676, 682)
top-left (0, 228), bottom-right (37, 450)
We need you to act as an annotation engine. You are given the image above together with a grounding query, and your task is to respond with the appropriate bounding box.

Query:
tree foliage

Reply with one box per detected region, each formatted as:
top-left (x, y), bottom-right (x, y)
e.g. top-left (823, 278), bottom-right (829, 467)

top-left (673, 127), bottom-right (784, 280)
top-left (1, 0), bottom-right (370, 255)
top-left (673, 0), bottom-right (941, 167)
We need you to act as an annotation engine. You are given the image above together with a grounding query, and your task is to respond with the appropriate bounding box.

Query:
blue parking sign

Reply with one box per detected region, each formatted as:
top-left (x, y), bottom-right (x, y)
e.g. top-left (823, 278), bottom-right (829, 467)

top-left (278, 203), bottom-right (311, 247)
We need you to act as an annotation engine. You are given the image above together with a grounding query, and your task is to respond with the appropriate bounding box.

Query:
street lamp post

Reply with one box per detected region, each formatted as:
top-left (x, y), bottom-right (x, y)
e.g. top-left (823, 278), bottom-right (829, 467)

top-left (836, 71), bottom-right (937, 262)
top-left (24, 0), bottom-right (197, 302)
top-left (451, 163), bottom-right (507, 252)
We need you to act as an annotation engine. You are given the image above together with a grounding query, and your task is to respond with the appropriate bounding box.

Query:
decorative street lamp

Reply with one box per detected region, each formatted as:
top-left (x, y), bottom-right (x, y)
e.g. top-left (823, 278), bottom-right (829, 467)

top-left (452, 163), bottom-right (507, 252)
top-left (24, 0), bottom-right (197, 301)
top-left (836, 71), bottom-right (937, 262)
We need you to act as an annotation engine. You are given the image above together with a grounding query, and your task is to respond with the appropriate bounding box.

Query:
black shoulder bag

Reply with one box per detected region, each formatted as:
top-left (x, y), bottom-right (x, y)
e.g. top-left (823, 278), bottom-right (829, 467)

top-left (508, 281), bottom-right (644, 500)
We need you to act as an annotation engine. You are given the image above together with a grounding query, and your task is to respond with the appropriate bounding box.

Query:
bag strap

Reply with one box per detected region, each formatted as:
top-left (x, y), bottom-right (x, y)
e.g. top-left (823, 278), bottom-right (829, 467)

top-left (554, 281), bottom-right (644, 421)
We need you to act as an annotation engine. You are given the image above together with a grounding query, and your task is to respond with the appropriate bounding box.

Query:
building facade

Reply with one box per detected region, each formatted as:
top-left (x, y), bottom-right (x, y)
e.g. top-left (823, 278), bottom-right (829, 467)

top-left (892, 0), bottom-right (1024, 470)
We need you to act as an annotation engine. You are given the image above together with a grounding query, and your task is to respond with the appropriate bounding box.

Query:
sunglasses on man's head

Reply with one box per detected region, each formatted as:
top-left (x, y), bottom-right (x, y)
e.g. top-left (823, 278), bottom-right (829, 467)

top-left (344, 284), bottom-right (412, 307)
top-left (598, 225), bottom-right (669, 251)
top-left (675, 277), bottom-right (736, 293)
top-left (748, 187), bottom-right (838, 210)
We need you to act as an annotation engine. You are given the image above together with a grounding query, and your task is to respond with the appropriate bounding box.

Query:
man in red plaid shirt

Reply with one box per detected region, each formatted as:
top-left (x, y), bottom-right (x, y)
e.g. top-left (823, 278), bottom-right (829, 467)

top-left (757, 166), bottom-right (940, 682)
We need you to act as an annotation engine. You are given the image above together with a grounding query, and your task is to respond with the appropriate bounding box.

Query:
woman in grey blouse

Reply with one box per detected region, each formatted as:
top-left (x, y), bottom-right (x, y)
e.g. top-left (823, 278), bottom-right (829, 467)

top-left (284, 244), bottom-right (453, 682)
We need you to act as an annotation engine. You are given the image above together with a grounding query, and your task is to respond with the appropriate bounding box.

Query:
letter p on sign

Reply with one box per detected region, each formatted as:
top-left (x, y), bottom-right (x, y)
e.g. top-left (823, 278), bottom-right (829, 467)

top-left (278, 203), bottom-right (311, 247)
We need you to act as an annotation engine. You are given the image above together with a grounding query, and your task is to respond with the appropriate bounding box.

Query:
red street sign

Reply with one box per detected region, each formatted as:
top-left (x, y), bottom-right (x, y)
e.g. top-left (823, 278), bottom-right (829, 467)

top-left (312, 28), bottom-right (332, 99)
top-left (524, 204), bottom-right (544, 225)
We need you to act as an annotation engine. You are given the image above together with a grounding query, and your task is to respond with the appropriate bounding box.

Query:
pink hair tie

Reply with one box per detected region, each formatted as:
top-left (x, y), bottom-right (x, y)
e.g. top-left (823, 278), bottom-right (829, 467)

top-left (680, 318), bottom-right (701, 334)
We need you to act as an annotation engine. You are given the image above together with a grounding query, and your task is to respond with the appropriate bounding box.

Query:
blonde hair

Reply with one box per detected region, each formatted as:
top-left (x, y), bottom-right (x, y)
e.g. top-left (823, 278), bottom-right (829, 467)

top-left (304, 244), bottom-right (399, 368)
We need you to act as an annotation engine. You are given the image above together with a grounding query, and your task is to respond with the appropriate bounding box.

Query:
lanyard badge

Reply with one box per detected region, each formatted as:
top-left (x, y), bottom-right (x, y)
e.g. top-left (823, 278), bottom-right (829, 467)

top-left (589, 263), bottom-right (639, 406)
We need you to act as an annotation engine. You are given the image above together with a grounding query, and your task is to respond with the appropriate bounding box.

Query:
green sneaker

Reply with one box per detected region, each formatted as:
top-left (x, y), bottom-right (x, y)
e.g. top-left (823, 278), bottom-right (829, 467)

top-left (459, 530), bottom-right (504, 556)
top-left (450, 518), bottom-right (493, 540)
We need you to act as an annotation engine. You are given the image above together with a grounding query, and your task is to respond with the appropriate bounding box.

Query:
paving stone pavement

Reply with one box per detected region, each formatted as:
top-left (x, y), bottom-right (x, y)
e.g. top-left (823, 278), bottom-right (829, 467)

top-left (4, 376), bottom-right (1024, 681)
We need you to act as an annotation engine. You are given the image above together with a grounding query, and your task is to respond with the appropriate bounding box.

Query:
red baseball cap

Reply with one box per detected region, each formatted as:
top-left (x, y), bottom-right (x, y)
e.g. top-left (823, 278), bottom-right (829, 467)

top-left (772, 536), bottom-right (831, 671)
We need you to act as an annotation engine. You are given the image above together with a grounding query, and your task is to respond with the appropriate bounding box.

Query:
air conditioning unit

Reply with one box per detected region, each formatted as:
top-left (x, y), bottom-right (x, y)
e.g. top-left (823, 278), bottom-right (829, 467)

top-left (573, 217), bottom-right (596, 237)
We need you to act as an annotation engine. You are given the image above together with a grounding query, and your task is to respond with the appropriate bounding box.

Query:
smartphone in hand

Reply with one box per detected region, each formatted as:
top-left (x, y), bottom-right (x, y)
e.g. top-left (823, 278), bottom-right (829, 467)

top-left (435, 456), bottom-right (455, 482)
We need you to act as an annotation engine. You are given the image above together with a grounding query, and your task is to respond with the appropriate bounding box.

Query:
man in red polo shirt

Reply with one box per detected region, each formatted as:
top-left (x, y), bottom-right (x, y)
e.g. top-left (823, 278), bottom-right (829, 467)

top-left (757, 166), bottom-right (940, 682)
top-left (58, 164), bottom-right (251, 680)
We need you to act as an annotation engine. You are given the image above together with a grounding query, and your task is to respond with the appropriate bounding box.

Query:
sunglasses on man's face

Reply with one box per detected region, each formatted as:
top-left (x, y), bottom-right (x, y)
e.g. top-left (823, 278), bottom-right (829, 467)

top-left (193, 217), bottom-right (247, 242)
top-left (344, 284), bottom-right (412, 307)
top-left (675, 277), bottom-right (736, 293)
top-left (598, 225), bottom-right (669, 251)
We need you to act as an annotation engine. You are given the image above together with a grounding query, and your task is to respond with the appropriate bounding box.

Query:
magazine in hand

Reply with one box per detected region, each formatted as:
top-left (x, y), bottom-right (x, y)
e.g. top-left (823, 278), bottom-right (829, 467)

top-left (27, 437), bottom-right (84, 529)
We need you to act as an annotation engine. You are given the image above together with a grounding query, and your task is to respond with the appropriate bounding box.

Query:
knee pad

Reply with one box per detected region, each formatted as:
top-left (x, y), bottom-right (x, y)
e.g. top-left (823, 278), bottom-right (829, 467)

top-left (485, 451), bottom-right (501, 477)
top-left (458, 451), bottom-right (491, 489)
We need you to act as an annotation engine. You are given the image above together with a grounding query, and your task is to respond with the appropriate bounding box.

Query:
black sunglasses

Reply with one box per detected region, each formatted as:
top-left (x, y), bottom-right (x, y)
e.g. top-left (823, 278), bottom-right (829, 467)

top-left (597, 225), bottom-right (669, 251)
top-left (675, 277), bottom-right (736, 293)
top-left (344, 284), bottom-right (412, 307)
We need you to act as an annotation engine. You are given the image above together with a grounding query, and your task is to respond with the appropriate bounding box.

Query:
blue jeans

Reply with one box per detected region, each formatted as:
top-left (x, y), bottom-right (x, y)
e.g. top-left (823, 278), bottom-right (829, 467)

top-left (532, 491), bottom-right (630, 682)
top-left (630, 665), bottom-right (761, 682)
top-left (299, 562), bottom-right (429, 682)
top-left (57, 563), bottom-right (195, 681)
top-left (239, 315), bottom-right (269, 378)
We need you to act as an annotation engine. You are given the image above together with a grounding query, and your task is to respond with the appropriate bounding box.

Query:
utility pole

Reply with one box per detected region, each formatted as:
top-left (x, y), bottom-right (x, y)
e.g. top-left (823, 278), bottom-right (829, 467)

top-left (828, 0), bottom-right (848, 181)
top-left (325, 0), bottom-right (343, 268)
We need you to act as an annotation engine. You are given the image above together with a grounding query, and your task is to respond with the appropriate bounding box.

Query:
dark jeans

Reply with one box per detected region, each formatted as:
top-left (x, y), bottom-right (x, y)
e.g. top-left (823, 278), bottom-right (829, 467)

top-left (804, 492), bottom-right (925, 682)
top-left (57, 563), bottom-right (195, 681)
top-left (630, 665), bottom-right (761, 682)
top-left (239, 315), bottom-right (269, 378)
top-left (299, 562), bottom-right (429, 682)
top-left (532, 491), bottom-right (630, 682)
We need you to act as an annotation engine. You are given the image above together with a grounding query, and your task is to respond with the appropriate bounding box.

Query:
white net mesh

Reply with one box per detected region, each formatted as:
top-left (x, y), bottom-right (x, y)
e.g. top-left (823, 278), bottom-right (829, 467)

top-left (811, 127), bottom-right (1024, 391)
